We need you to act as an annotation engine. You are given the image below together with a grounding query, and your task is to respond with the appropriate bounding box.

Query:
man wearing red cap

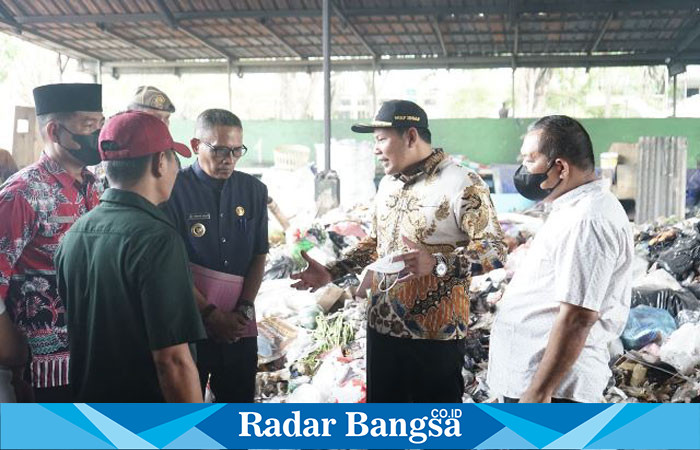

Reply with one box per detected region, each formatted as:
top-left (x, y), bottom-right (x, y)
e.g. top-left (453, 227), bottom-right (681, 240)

top-left (55, 111), bottom-right (205, 402)
top-left (0, 83), bottom-right (104, 402)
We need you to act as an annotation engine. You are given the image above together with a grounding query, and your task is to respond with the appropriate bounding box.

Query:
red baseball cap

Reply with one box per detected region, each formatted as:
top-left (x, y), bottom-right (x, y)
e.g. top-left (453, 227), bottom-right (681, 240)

top-left (98, 110), bottom-right (191, 160)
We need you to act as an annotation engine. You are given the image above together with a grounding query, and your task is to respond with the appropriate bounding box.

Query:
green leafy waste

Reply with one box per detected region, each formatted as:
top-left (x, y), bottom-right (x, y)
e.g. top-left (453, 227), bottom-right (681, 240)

top-left (298, 313), bottom-right (355, 375)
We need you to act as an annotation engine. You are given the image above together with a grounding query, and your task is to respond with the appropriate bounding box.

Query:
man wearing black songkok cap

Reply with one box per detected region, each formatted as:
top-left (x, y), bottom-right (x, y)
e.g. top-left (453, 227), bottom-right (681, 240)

top-left (0, 83), bottom-right (104, 402)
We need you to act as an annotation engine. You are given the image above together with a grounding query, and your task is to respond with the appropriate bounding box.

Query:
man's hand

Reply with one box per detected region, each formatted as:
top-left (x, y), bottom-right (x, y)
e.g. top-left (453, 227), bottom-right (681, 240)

top-left (205, 309), bottom-right (249, 343)
top-left (394, 236), bottom-right (436, 283)
top-left (290, 251), bottom-right (332, 292)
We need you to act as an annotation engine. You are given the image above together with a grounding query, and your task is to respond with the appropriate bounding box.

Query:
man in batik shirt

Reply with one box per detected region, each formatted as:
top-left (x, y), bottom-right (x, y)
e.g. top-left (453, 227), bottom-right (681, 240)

top-left (292, 100), bottom-right (506, 403)
top-left (0, 83), bottom-right (103, 402)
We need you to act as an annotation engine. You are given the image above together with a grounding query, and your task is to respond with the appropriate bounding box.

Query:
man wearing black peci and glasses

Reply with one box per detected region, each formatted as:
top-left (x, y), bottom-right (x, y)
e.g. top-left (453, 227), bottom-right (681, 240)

top-left (165, 109), bottom-right (268, 402)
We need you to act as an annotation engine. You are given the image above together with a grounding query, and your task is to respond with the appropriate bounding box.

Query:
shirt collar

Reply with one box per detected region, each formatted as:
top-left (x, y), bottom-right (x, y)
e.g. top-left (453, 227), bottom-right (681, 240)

top-left (39, 153), bottom-right (96, 190)
top-left (100, 188), bottom-right (173, 226)
top-left (551, 179), bottom-right (605, 211)
top-left (394, 148), bottom-right (446, 185)
top-left (192, 159), bottom-right (231, 190)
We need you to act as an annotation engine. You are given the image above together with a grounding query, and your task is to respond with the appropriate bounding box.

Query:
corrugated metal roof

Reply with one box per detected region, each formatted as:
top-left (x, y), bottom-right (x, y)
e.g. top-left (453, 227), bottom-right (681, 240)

top-left (0, 0), bottom-right (698, 73)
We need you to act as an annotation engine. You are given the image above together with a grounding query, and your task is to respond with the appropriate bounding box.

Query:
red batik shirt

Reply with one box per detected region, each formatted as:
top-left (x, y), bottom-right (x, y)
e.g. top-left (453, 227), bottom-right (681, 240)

top-left (0, 154), bottom-right (102, 388)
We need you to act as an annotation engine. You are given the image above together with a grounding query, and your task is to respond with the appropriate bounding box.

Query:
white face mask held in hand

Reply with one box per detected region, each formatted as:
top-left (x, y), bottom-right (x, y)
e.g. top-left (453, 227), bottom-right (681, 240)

top-left (366, 254), bottom-right (405, 293)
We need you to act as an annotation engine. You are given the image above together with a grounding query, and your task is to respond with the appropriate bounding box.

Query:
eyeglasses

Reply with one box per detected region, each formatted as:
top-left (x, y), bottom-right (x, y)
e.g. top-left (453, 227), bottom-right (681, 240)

top-left (200, 141), bottom-right (248, 158)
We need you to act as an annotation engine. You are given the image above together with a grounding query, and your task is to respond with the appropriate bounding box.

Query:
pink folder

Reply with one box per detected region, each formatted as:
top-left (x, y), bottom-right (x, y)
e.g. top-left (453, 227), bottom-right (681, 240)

top-left (190, 263), bottom-right (257, 337)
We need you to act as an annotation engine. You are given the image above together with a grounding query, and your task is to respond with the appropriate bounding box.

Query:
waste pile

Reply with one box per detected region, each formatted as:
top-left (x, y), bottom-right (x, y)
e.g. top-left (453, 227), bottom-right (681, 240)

top-left (605, 217), bottom-right (700, 403)
top-left (254, 204), bottom-right (542, 403)
top-left (255, 200), bottom-right (700, 403)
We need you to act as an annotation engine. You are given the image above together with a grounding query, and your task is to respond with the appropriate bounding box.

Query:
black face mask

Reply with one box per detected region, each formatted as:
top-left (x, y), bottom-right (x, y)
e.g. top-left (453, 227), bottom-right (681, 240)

top-left (58, 125), bottom-right (102, 166)
top-left (513, 163), bottom-right (560, 201)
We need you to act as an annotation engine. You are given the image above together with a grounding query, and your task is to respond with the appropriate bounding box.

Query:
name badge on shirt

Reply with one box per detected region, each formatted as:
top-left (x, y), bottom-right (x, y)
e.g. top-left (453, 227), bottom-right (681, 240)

top-left (188, 212), bottom-right (211, 221)
top-left (48, 216), bottom-right (76, 224)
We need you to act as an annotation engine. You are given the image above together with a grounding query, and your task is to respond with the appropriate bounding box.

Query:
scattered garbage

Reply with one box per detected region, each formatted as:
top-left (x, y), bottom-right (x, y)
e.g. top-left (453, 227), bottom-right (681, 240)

top-left (604, 216), bottom-right (700, 403)
top-left (659, 323), bottom-right (700, 375)
top-left (621, 305), bottom-right (677, 350)
top-left (252, 190), bottom-right (700, 404)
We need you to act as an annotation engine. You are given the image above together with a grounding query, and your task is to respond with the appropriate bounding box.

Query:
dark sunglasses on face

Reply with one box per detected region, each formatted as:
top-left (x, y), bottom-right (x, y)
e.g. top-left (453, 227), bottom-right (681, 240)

top-left (200, 141), bottom-right (248, 158)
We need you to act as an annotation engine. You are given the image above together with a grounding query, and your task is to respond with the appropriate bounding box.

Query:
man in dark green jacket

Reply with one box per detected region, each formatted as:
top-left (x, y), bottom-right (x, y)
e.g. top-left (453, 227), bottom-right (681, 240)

top-left (56, 110), bottom-right (205, 402)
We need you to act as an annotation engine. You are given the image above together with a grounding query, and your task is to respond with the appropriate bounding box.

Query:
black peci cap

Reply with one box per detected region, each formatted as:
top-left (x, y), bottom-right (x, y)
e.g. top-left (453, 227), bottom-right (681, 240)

top-left (33, 83), bottom-right (102, 116)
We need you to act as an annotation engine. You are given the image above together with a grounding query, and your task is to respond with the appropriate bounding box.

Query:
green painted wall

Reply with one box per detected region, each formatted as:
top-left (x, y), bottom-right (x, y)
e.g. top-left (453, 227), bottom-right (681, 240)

top-left (170, 118), bottom-right (700, 168)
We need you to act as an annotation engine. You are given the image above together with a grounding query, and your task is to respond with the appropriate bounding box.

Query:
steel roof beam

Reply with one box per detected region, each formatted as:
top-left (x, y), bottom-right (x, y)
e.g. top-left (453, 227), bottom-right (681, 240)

top-left (258, 18), bottom-right (302, 58)
top-left (150, 0), bottom-right (232, 59)
top-left (26, 28), bottom-right (102, 61)
top-left (332, 1), bottom-right (377, 58)
top-left (97, 24), bottom-right (168, 60)
top-left (0, 0), bottom-right (21, 33)
top-left (430, 16), bottom-right (447, 57)
top-left (101, 51), bottom-right (700, 74)
top-left (178, 28), bottom-right (232, 59)
top-left (673, 18), bottom-right (700, 55)
top-left (590, 12), bottom-right (615, 53)
top-left (11, 1), bottom-right (699, 25)
top-left (153, 0), bottom-right (178, 28)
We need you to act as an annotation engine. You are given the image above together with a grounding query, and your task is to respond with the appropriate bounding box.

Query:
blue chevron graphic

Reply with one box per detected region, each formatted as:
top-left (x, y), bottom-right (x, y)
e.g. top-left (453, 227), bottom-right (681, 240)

top-left (88, 403), bottom-right (212, 435)
top-left (1, 403), bottom-right (115, 449)
top-left (544, 403), bottom-right (624, 449)
top-left (586, 403), bottom-right (660, 445)
top-left (41, 403), bottom-right (114, 447)
top-left (487, 403), bottom-right (612, 434)
top-left (586, 404), bottom-right (700, 449)
top-left (477, 404), bottom-right (563, 448)
top-left (163, 426), bottom-right (226, 449)
top-left (75, 404), bottom-right (156, 449)
top-left (138, 404), bottom-right (226, 448)
top-left (475, 426), bottom-right (538, 449)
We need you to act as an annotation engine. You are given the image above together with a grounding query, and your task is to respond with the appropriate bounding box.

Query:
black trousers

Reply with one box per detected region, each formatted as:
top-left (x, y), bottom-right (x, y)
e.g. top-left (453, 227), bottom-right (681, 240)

top-left (34, 385), bottom-right (72, 403)
top-left (366, 327), bottom-right (466, 403)
top-left (197, 337), bottom-right (258, 403)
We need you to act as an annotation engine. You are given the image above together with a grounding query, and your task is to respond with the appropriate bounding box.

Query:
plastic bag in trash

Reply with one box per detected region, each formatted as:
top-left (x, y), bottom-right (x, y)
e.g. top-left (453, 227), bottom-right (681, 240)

top-left (633, 269), bottom-right (683, 291)
top-left (621, 305), bottom-right (678, 350)
top-left (659, 323), bottom-right (700, 375)
top-left (263, 255), bottom-right (297, 281)
top-left (677, 309), bottom-right (700, 327)
top-left (656, 236), bottom-right (700, 280)
top-left (686, 283), bottom-right (700, 301)
top-left (631, 287), bottom-right (700, 318)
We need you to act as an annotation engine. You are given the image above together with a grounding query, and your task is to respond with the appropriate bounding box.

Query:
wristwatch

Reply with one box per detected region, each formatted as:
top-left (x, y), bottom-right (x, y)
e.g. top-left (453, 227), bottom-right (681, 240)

top-left (432, 253), bottom-right (448, 277)
top-left (237, 301), bottom-right (255, 321)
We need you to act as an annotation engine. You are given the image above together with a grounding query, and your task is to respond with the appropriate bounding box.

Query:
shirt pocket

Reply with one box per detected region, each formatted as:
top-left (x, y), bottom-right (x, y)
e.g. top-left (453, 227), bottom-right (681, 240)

top-left (416, 199), bottom-right (456, 239)
top-left (233, 216), bottom-right (256, 236)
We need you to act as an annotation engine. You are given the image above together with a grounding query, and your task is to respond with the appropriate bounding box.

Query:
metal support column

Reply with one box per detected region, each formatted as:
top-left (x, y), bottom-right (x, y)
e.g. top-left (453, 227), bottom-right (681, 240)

top-left (371, 66), bottom-right (377, 114)
top-left (314, 0), bottom-right (340, 214)
top-left (323, 0), bottom-right (331, 171)
top-left (672, 74), bottom-right (677, 117)
top-left (511, 67), bottom-right (516, 118)
top-left (227, 58), bottom-right (233, 110)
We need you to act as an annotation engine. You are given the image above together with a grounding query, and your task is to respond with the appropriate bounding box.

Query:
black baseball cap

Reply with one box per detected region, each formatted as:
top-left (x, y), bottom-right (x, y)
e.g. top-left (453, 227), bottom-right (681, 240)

top-left (351, 99), bottom-right (429, 133)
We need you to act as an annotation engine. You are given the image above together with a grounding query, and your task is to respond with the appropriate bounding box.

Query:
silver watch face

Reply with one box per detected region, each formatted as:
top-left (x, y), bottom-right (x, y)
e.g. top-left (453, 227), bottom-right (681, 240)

top-left (436, 262), bottom-right (448, 277)
top-left (241, 305), bottom-right (254, 321)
